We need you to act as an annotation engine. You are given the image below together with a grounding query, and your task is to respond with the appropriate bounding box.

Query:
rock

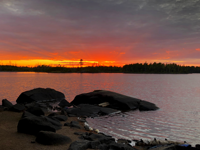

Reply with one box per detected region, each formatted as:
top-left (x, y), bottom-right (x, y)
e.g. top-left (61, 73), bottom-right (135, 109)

top-left (68, 140), bottom-right (90, 150)
top-left (16, 88), bottom-right (65, 104)
top-left (71, 90), bottom-right (159, 111)
top-left (35, 131), bottom-right (71, 145)
top-left (117, 139), bottom-right (132, 145)
top-left (70, 121), bottom-right (81, 129)
top-left (64, 121), bottom-right (81, 129)
top-left (0, 105), bottom-right (5, 112)
top-left (52, 115), bottom-right (68, 121)
top-left (89, 140), bottom-right (101, 149)
top-left (58, 99), bottom-right (70, 108)
top-left (26, 106), bottom-right (45, 116)
top-left (166, 145), bottom-right (197, 150)
top-left (2, 99), bottom-right (13, 109)
top-left (10, 104), bottom-right (26, 112)
top-left (65, 104), bottom-right (118, 117)
top-left (17, 116), bottom-right (62, 134)
top-left (74, 132), bottom-right (85, 135)
top-left (64, 122), bottom-right (70, 126)
top-left (45, 116), bottom-right (62, 127)
top-left (139, 100), bottom-right (159, 111)
top-left (109, 142), bottom-right (137, 150)
top-left (82, 133), bottom-right (115, 144)
top-left (71, 90), bottom-right (141, 110)
top-left (48, 112), bottom-right (58, 117)
top-left (21, 111), bottom-right (36, 118)
top-left (196, 144), bottom-right (200, 149)
top-left (97, 143), bottom-right (109, 150)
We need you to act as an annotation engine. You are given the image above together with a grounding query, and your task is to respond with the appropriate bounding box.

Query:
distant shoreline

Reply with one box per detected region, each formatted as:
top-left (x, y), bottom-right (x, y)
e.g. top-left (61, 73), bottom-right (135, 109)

top-left (1, 62), bottom-right (200, 73)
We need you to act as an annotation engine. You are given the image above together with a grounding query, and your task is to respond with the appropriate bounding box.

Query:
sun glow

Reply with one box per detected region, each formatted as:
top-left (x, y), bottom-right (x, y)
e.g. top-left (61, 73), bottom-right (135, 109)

top-left (0, 59), bottom-right (122, 67)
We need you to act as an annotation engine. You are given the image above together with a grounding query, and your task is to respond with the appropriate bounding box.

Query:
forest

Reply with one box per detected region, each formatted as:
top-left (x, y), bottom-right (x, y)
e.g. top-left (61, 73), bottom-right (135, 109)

top-left (0, 62), bottom-right (200, 73)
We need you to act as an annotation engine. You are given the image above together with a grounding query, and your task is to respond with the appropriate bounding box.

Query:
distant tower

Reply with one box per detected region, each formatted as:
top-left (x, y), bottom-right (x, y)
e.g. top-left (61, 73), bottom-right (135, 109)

top-left (79, 59), bottom-right (83, 67)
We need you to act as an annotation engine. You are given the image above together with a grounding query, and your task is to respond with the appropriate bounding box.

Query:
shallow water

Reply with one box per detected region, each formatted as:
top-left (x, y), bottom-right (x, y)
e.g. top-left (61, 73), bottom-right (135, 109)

top-left (1, 72), bottom-right (200, 145)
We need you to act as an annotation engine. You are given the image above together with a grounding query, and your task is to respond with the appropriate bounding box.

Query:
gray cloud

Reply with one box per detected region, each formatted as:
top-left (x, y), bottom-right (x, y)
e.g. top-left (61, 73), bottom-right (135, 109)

top-left (0, 0), bottom-right (199, 63)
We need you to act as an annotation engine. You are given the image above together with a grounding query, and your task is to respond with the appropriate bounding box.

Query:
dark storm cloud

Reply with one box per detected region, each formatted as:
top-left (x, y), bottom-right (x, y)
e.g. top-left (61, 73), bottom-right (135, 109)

top-left (0, 0), bottom-right (200, 63)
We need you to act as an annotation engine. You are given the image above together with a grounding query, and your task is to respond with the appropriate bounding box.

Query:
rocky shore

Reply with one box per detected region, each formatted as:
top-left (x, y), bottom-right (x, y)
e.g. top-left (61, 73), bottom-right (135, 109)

top-left (0, 88), bottom-right (199, 150)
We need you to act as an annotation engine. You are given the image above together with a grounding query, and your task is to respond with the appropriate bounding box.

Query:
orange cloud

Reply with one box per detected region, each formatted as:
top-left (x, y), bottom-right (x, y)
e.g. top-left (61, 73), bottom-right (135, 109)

top-left (196, 48), bottom-right (200, 51)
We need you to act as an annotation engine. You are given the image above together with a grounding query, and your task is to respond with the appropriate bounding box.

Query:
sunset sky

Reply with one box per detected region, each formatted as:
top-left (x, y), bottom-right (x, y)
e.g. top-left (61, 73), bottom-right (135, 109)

top-left (0, 0), bottom-right (200, 67)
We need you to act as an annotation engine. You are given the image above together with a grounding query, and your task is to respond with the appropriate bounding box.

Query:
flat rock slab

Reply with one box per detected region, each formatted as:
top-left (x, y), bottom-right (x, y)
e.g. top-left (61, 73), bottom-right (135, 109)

top-left (36, 131), bottom-right (71, 145)
top-left (71, 90), bottom-right (159, 111)
top-left (16, 88), bottom-right (65, 104)
top-left (65, 104), bottom-right (118, 117)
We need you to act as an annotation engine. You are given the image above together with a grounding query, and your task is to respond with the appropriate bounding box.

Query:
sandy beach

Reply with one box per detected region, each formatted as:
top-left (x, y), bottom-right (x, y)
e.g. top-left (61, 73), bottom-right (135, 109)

top-left (0, 111), bottom-right (95, 150)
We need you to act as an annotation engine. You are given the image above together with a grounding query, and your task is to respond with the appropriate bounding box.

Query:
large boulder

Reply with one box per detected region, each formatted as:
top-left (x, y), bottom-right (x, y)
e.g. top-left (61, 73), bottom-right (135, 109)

top-left (16, 88), bottom-right (65, 104)
top-left (17, 116), bottom-right (62, 134)
top-left (71, 90), bottom-right (159, 111)
top-left (35, 131), bottom-right (71, 145)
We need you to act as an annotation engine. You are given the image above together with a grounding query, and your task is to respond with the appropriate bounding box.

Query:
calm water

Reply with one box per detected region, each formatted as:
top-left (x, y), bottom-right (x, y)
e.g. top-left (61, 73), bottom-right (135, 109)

top-left (1, 72), bottom-right (200, 145)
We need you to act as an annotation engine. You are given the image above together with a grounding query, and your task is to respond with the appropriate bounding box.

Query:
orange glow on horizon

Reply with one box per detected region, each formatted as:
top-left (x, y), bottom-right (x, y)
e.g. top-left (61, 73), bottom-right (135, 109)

top-left (0, 59), bottom-right (124, 67)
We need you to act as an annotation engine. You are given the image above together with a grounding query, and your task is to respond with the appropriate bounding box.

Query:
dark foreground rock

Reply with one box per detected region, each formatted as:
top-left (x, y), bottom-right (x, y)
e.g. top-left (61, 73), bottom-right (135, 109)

top-left (58, 99), bottom-right (71, 108)
top-left (65, 104), bottom-right (119, 117)
top-left (51, 115), bottom-right (68, 121)
top-left (16, 88), bottom-right (65, 104)
top-left (64, 121), bottom-right (82, 129)
top-left (71, 90), bottom-right (159, 111)
top-left (26, 106), bottom-right (45, 116)
top-left (68, 140), bottom-right (90, 150)
top-left (68, 132), bottom-right (136, 150)
top-left (36, 131), bottom-right (71, 145)
top-left (10, 104), bottom-right (26, 112)
top-left (17, 116), bottom-right (62, 134)
top-left (2, 99), bottom-right (13, 109)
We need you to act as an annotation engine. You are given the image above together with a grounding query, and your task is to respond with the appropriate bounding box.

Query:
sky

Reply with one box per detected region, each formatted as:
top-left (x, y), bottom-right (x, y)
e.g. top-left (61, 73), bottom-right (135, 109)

top-left (0, 0), bottom-right (200, 67)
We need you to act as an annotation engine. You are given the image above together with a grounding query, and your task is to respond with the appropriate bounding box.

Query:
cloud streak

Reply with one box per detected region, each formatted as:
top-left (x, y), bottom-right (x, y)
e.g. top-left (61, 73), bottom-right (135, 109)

top-left (0, 0), bottom-right (200, 66)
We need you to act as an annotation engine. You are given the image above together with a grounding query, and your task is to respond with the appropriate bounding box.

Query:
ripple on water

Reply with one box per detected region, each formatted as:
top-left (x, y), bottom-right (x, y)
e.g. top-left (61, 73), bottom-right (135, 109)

top-left (87, 109), bottom-right (200, 146)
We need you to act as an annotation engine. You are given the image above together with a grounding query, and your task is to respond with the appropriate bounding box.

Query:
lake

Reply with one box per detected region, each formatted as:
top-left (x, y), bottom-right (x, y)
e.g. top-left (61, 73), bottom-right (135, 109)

top-left (0, 72), bottom-right (200, 145)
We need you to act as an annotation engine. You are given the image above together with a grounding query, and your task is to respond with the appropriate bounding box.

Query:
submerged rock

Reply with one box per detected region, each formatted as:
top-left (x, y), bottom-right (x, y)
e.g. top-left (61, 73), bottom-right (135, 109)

top-left (71, 90), bottom-right (159, 111)
top-left (16, 88), bottom-right (65, 104)
top-left (35, 131), bottom-right (71, 145)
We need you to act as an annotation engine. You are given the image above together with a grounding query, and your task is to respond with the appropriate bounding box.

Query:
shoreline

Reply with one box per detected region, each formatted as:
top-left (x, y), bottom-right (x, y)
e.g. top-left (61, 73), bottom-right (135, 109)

top-left (0, 110), bottom-right (195, 150)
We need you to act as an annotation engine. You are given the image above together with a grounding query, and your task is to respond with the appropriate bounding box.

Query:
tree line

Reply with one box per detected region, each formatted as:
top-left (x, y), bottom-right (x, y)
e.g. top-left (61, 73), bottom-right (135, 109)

top-left (0, 62), bottom-right (200, 73)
